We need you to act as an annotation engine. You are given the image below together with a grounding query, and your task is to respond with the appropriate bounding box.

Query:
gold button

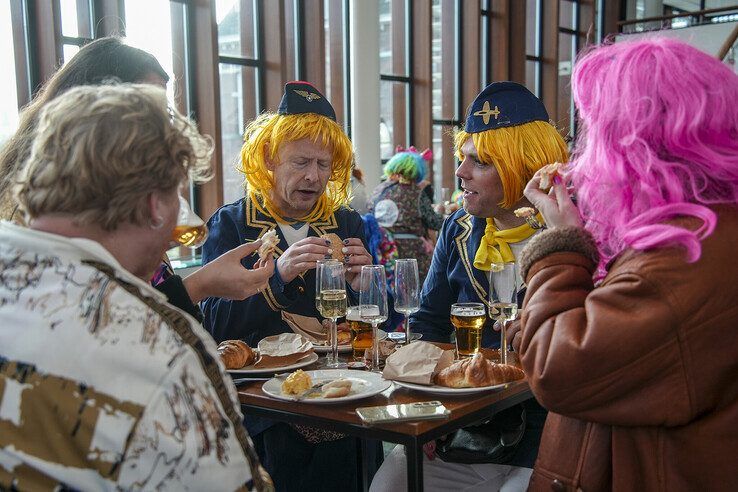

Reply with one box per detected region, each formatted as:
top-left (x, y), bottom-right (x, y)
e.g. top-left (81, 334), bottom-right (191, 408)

top-left (298, 286), bottom-right (305, 294)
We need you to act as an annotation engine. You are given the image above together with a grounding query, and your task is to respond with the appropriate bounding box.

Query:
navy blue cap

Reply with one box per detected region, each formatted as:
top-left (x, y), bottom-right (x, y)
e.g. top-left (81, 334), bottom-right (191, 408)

top-left (277, 81), bottom-right (336, 121)
top-left (464, 81), bottom-right (549, 133)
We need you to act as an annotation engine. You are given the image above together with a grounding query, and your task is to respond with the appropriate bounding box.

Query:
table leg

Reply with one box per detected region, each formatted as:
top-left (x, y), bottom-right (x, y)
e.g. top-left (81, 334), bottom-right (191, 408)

top-left (405, 441), bottom-right (424, 492)
top-left (357, 437), bottom-right (369, 492)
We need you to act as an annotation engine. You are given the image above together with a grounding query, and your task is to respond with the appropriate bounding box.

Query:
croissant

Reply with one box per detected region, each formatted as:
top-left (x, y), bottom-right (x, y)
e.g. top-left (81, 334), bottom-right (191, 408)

top-left (435, 353), bottom-right (524, 388)
top-left (217, 340), bottom-right (256, 369)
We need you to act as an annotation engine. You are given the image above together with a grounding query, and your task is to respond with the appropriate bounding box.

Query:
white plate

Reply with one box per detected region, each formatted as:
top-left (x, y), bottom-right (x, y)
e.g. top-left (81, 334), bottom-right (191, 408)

top-left (310, 329), bottom-right (388, 353)
top-left (393, 379), bottom-right (511, 396)
top-left (262, 369), bottom-right (392, 404)
top-left (227, 352), bottom-right (319, 375)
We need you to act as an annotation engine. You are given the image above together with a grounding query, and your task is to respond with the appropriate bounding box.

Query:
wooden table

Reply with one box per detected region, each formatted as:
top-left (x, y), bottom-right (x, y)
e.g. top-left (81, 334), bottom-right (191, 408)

top-left (236, 347), bottom-right (532, 492)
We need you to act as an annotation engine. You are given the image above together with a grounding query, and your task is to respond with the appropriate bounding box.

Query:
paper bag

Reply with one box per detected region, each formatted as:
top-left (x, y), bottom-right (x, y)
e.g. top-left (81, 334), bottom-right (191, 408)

top-left (254, 333), bottom-right (313, 368)
top-left (382, 341), bottom-right (455, 385)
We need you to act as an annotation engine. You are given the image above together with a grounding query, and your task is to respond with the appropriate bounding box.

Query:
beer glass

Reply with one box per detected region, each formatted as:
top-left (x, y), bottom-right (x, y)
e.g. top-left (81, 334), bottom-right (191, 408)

top-left (346, 306), bottom-right (373, 361)
top-left (450, 302), bottom-right (486, 358)
top-left (489, 262), bottom-right (520, 365)
top-left (394, 259), bottom-right (420, 344)
top-left (317, 260), bottom-right (346, 367)
top-left (171, 195), bottom-right (208, 248)
top-left (359, 265), bottom-right (388, 372)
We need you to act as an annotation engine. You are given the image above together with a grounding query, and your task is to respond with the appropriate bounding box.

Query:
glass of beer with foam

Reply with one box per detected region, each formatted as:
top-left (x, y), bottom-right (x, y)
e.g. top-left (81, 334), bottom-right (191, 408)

top-left (450, 302), bottom-right (486, 358)
top-left (347, 306), bottom-right (373, 361)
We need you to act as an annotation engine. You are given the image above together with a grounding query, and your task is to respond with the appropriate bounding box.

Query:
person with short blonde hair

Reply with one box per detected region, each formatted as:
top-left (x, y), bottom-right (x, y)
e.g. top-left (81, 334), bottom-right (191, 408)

top-left (0, 84), bottom-right (273, 491)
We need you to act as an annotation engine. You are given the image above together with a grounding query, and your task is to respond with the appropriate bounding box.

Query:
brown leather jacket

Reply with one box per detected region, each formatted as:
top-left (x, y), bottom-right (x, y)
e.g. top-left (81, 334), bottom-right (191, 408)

top-left (517, 205), bottom-right (738, 491)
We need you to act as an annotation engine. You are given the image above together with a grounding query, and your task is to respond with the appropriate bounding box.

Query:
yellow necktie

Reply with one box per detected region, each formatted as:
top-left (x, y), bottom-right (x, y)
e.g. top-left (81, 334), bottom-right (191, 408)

top-left (473, 214), bottom-right (542, 271)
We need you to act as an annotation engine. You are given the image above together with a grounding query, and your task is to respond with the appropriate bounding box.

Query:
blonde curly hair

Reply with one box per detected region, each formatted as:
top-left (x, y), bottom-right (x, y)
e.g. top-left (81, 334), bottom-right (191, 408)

top-left (14, 84), bottom-right (212, 230)
top-left (239, 112), bottom-right (353, 223)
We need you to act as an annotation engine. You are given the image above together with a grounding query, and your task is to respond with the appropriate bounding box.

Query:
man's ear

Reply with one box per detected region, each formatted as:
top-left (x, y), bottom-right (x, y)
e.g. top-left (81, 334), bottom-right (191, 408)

top-left (265, 143), bottom-right (276, 172)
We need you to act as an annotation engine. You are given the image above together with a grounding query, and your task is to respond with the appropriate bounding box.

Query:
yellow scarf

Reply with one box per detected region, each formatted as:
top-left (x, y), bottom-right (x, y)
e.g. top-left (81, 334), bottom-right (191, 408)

top-left (473, 214), bottom-right (542, 271)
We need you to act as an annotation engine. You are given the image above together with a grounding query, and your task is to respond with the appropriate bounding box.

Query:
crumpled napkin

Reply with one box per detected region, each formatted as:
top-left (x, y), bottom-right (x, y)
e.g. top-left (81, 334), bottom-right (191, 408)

top-left (254, 333), bottom-right (313, 368)
top-left (281, 311), bottom-right (351, 345)
top-left (382, 341), bottom-right (455, 385)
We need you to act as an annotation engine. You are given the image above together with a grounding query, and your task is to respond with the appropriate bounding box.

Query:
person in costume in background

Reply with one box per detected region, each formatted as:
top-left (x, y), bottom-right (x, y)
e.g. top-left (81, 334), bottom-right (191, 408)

top-left (370, 82), bottom-right (568, 491)
top-left (367, 146), bottom-right (444, 283)
top-left (201, 81), bottom-right (378, 491)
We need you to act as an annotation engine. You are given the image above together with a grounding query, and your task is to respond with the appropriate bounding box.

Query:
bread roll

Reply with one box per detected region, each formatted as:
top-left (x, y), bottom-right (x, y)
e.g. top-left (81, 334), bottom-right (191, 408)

top-left (217, 340), bottom-right (256, 369)
top-left (321, 233), bottom-right (345, 262)
top-left (434, 353), bottom-right (524, 388)
top-left (539, 162), bottom-right (564, 190)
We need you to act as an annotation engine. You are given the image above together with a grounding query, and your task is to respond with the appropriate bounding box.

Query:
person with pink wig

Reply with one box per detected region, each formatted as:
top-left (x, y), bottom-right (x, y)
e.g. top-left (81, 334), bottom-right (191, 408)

top-left (516, 38), bottom-right (738, 489)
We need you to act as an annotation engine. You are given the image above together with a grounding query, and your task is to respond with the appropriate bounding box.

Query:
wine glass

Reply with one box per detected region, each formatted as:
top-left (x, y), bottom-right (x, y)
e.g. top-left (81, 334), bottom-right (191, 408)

top-left (488, 262), bottom-right (520, 365)
top-left (359, 265), bottom-right (389, 372)
top-left (317, 260), bottom-right (346, 368)
top-left (394, 259), bottom-right (420, 344)
top-left (171, 195), bottom-right (208, 248)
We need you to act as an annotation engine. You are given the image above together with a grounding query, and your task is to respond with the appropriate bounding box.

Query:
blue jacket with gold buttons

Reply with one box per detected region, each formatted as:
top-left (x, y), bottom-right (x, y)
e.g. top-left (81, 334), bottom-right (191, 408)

top-left (201, 197), bottom-right (367, 346)
top-left (411, 208), bottom-right (509, 348)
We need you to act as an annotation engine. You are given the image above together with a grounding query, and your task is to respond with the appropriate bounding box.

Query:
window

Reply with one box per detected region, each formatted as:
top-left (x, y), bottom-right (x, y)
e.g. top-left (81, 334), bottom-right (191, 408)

top-left (0, 1), bottom-right (20, 144)
top-left (217, 0), bottom-right (263, 205)
top-left (526, 0), bottom-right (543, 97)
top-left (558, 0), bottom-right (579, 140)
top-left (59, 0), bottom-right (94, 62)
top-left (379, 0), bottom-right (411, 161)
top-left (431, 0), bottom-right (461, 201)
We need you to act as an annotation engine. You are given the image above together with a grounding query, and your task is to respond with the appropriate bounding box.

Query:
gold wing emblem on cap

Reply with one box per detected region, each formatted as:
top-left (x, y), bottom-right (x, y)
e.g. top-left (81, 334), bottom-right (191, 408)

top-left (473, 101), bottom-right (501, 125)
top-left (294, 90), bottom-right (321, 102)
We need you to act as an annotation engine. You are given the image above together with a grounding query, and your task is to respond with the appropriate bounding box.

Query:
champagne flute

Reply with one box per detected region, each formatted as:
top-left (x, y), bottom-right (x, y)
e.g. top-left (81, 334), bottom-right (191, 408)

top-left (488, 262), bottom-right (520, 365)
top-left (314, 259), bottom-right (328, 351)
top-left (317, 260), bottom-right (346, 368)
top-left (359, 265), bottom-right (389, 372)
top-left (171, 195), bottom-right (208, 248)
top-left (394, 259), bottom-right (420, 344)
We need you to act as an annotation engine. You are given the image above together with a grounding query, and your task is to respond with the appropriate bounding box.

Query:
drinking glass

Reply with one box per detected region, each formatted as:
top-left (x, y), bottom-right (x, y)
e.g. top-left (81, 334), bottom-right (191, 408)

top-left (346, 305), bottom-right (373, 361)
top-left (394, 259), bottom-right (420, 344)
top-left (171, 195), bottom-right (208, 248)
top-left (450, 302), bottom-right (486, 359)
top-left (359, 265), bottom-right (389, 372)
top-left (488, 262), bottom-right (520, 365)
top-left (317, 260), bottom-right (346, 368)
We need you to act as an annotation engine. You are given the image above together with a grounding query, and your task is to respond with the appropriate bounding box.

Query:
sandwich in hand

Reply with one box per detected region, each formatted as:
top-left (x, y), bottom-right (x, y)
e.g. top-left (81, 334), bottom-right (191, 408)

top-left (257, 229), bottom-right (279, 260)
top-left (321, 233), bottom-right (345, 262)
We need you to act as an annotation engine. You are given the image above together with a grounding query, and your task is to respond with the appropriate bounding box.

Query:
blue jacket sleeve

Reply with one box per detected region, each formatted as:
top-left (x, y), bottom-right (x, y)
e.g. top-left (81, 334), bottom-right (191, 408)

top-left (409, 217), bottom-right (455, 343)
top-left (200, 207), bottom-right (282, 345)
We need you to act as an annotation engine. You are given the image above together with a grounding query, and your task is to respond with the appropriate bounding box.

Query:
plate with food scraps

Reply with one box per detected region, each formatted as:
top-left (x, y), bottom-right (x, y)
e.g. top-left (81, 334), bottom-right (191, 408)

top-left (392, 379), bottom-right (512, 396)
top-left (310, 329), bottom-right (389, 353)
top-left (262, 369), bottom-right (391, 404)
top-left (386, 332), bottom-right (423, 343)
top-left (227, 352), bottom-right (319, 376)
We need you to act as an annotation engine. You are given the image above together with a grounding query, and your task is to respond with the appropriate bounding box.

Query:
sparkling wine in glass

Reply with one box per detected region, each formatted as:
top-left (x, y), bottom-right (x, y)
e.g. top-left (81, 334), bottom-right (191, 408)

top-left (394, 259), bottom-right (420, 344)
top-left (488, 262), bottom-right (520, 365)
top-left (359, 265), bottom-right (389, 372)
top-left (317, 260), bottom-right (346, 367)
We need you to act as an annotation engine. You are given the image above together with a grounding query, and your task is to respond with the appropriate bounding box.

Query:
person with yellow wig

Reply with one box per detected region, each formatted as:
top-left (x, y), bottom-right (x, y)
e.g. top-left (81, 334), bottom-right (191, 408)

top-left (200, 81), bottom-right (378, 491)
top-left (370, 82), bottom-right (567, 491)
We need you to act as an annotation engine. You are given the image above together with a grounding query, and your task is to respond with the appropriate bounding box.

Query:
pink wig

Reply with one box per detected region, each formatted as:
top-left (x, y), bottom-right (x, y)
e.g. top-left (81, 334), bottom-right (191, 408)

top-left (569, 38), bottom-right (738, 273)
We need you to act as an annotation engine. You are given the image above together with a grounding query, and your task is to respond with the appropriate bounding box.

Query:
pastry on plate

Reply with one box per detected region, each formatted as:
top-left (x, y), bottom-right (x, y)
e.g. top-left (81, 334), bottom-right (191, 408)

top-left (217, 340), bottom-right (256, 369)
top-left (434, 353), bottom-right (524, 388)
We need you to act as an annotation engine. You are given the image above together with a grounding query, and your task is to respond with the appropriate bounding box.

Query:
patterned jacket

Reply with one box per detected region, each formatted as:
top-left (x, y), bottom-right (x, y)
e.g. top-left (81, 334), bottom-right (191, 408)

top-left (0, 222), bottom-right (271, 491)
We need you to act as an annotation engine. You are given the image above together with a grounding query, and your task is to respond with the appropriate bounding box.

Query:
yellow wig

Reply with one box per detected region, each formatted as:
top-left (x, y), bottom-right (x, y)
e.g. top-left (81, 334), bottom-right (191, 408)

top-left (238, 112), bottom-right (354, 223)
top-left (454, 120), bottom-right (569, 208)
